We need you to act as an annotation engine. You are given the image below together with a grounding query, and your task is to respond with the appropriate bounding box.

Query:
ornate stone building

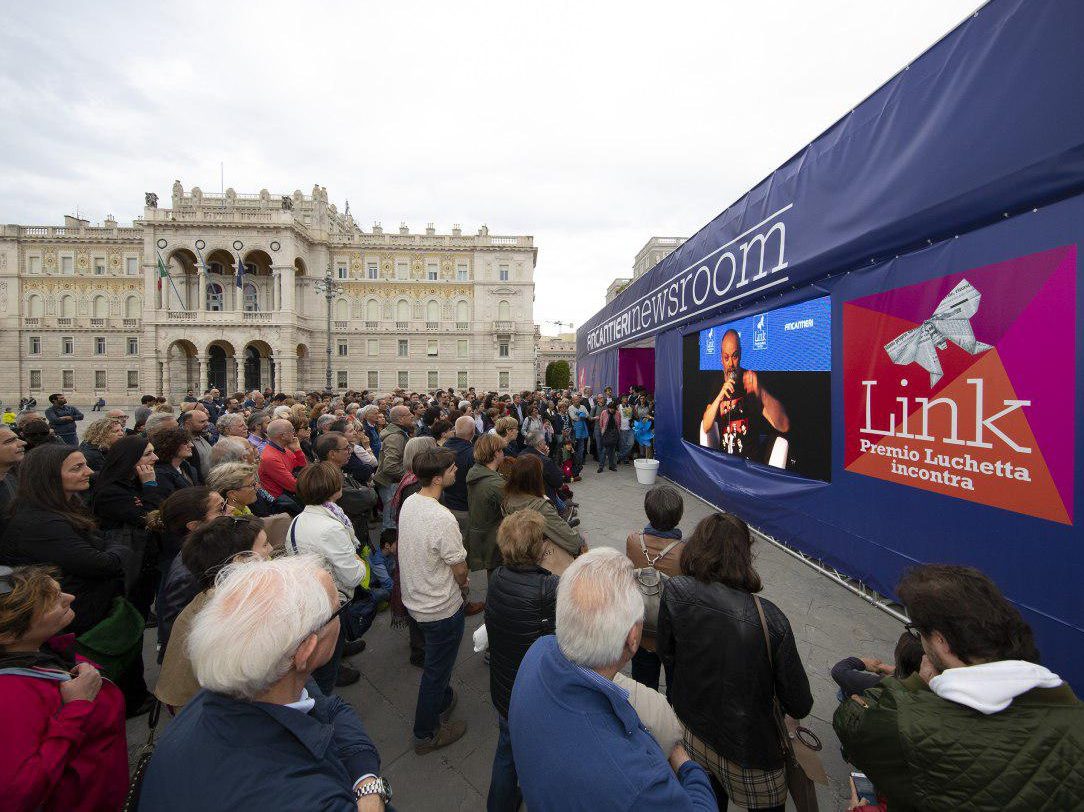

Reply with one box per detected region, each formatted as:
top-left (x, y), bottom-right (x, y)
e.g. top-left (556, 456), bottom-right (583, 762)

top-left (0, 182), bottom-right (537, 405)
top-left (536, 332), bottom-right (576, 386)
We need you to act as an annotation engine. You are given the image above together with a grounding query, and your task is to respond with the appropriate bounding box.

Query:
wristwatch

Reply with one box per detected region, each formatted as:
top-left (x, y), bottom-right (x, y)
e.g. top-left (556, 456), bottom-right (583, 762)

top-left (355, 776), bottom-right (392, 803)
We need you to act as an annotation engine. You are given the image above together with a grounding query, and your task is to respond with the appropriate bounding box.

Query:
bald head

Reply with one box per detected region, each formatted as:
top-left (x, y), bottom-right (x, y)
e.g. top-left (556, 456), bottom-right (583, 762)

top-left (454, 415), bottom-right (476, 440)
top-left (266, 418), bottom-right (295, 442)
top-left (390, 404), bottom-right (413, 427)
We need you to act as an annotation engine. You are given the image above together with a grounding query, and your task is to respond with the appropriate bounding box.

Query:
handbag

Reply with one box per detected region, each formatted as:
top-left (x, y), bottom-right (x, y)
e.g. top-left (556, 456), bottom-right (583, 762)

top-left (122, 698), bottom-right (161, 812)
top-left (74, 595), bottom-right (146, 684)
top-left (632, 533), bottom-right (682, 636)
top-left (753, 595), bottom-right (828, 812)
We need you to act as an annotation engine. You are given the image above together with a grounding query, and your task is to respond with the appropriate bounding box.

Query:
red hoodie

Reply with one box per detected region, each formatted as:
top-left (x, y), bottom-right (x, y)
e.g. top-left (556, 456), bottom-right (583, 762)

top-left (0, 639), bottom-right (128, 812)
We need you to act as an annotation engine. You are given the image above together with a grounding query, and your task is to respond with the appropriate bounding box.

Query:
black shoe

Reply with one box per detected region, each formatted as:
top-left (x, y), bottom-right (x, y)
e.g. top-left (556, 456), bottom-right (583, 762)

top-left (343, 638), bottom-right (367, 658)
top-left (410, 653), bottom-right (425, 668)
top-left (335, 663), bottom-right (361, 687)
top-left (126, 695), bottom-right (156, 719)
top-left (596, 467), bottom-right (603, 473)
top-left (609, 466), bottom-right (617, 471)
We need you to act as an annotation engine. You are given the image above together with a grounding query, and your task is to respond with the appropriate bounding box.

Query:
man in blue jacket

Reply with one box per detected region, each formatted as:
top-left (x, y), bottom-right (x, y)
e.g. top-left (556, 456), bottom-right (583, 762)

top-left (45, 393), bottom-right (83, 446)
top-left (509, 548), bottom-right (716, 811)
top-left (138, 556), bottom-right (392, 811)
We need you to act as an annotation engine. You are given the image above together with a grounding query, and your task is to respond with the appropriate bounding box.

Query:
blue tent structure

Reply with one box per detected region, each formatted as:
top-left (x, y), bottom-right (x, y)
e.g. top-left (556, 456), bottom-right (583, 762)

top-left (577, 0), bottom-right (1084, 687)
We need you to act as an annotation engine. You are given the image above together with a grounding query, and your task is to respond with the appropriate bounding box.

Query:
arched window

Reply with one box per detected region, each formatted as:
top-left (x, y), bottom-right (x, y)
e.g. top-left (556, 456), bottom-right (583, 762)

top-left (396, 299), bottom-right (410, 322)
top-left (365, 299), bottom-right (380, 321)
top-left (244, 282), bottom-right (259, 312)
top-left (125, 295), bottom-right (140, 319)
top-left (455, 300), bottom-right (469, 323)
top-left (27, 294), bottom-right (44, 317)
top-left (208, 262), bottom-right (224, 276)
top-left (335, 299), bottom-right (349, 321)
top-left (92, 295), bottom-right (108, 318)
top-left (206, 283), bottom-right (224, 311)
top-left (497, 300), bottom-right (510, 321)
top-left (426, 300), bottom-right (440, 322)
top-left (60, 295), bottom-right (74, 318)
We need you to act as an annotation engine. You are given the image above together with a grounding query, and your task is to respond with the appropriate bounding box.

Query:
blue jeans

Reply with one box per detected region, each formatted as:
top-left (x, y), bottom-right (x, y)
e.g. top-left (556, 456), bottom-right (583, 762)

top-left (617, 429), bottom-right (634, 461)
top-left (378, 481), bottom-right (399, 531)
top-left (487, 714), bottom-right (522, 812)
top-left (572, 436), bottom-right (586, 475)
top-left (367, 545), bottom-right (393, 605)
top-left (413, 606), bottom-right (465, 740)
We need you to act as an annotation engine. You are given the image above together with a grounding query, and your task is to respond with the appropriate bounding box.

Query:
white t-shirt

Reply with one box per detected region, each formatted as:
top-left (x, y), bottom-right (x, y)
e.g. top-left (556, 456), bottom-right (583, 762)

top-left (398, 492), bottom-right (466, 623)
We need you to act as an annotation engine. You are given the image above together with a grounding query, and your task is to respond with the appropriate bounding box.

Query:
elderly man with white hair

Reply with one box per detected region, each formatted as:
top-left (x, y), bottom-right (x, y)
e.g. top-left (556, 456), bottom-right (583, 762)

top-left (509, 548), bottom-right (715, 811)
top-left (257, 418), bottom-right (308, 499)
top-left (137, 555), bottom-right (391, 811)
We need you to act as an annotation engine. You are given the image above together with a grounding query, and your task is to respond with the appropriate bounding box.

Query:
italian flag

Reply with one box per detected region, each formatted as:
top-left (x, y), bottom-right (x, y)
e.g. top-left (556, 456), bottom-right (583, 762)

top-left (156, 252), bottom-right (170, 290)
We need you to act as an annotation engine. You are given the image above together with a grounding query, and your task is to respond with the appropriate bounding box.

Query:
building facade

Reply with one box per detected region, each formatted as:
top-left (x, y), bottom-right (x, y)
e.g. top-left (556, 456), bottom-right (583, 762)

top-left (536, 332), bottom-right (576, 387)
top-left (0, 182), bottom-right (537, 405)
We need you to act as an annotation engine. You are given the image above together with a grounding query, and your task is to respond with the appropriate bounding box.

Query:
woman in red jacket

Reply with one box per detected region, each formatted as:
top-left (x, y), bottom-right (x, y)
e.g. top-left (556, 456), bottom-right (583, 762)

top-left (0, 565), bottom-right (128, 812)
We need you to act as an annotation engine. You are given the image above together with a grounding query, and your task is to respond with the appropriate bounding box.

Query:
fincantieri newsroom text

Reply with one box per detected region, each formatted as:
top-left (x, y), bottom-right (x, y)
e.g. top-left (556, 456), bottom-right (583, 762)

top-left (584, 205), bottom-right (792, 354)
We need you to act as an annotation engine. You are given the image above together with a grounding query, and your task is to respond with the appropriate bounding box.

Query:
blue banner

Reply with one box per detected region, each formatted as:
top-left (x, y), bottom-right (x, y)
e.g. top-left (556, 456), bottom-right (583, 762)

top-left (697, 296), bottom-right (830, 372)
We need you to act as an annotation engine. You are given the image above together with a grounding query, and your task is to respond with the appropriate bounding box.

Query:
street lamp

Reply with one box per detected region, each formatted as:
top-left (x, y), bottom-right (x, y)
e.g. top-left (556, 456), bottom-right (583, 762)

top-left (313, 262), bottom-right (344, 393)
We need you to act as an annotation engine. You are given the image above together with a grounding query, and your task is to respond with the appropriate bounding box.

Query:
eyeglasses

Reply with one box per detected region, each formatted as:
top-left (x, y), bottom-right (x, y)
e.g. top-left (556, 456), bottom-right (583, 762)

top-left (0, 565), bottom-right (14, 596)
top-left (321, 598), bottom-right (351, 629)
top-left (904, 622), bottom-right (922, 640)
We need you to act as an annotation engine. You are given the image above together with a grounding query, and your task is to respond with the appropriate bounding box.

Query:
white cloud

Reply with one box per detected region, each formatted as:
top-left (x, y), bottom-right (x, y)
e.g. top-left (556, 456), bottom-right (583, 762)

top-left (0, 0), bottom-right (979, 331)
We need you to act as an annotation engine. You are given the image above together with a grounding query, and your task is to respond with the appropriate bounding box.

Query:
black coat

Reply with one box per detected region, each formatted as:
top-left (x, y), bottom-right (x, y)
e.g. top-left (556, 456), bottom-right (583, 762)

top-left (518, 446), bottom-right (563, 504)
top-left (484, 563), bottom-right (559, 719)
top-left (78, 442), bottom-right (108, 472)
top-left (153, 461), bottom-right (197, 501)
top-left (657, 576), bottom-right (813, 769)
top-left (90, 478), bottom-right (166, 531)
top-left (441, 436), bottom-right (475, 512)
top-left (0, 505), bottom-right (129, 636)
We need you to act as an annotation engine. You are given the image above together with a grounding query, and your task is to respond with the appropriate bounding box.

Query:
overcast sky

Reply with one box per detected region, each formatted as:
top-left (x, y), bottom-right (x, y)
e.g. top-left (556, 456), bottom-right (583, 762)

top-left (0, 1), bottom-right (980, 333)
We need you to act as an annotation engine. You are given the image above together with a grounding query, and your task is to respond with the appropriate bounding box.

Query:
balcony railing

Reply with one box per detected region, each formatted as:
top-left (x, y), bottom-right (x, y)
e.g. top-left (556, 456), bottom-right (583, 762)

top-left (334, 321), bottom-right (349, 329)
top-left (455, 321), bottom-right (469, 330)
top-left (493, 320), bottom-right (513, 332)
top-left (242, 312), bottom-right (272, 322)
top-left (395, 321), bottom-right (409, 330)
top-left (365, 321), bottom-right (379, 330)
top-left (23, 317), bottom-right (40, 327)
top-left (90, 318), bottom-right (106, 327)
top-left (425, 321), bottom-right (440, 330)
top-left (123, 318), bottom-right (139, 327)
top-left (57, 318), bottom-right (73, 326)
top-left (166, 311), bottom-right (197, 321)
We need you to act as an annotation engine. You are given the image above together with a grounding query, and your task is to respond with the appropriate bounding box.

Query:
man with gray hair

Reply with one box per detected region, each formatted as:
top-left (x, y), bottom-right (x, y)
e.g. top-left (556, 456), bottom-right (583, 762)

top-left (144, 411), bottom-right (179, 435)
top-left (257, 418), bottom-right (307, 499)
top-left (373, 404), bottom-right (414, 532)
top-left (137, 556), bottom-right (391, 811)
top-left (509, 548), bottom-right (715, 810)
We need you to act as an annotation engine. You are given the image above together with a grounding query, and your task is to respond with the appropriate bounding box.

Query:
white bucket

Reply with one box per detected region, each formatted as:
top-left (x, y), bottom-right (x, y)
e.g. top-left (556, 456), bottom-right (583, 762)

top-left (634, 458), bottom-right (660, 485)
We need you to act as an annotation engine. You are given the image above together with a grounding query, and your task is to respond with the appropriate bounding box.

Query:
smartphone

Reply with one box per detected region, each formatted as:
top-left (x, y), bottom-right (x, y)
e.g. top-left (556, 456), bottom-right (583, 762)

top-left (850, 771), bottom-right (876, 802)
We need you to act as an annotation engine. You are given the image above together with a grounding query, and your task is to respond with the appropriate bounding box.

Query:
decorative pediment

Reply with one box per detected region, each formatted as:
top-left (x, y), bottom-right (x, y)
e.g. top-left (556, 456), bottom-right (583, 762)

top-left (491, 287), bottom-right (517, 295)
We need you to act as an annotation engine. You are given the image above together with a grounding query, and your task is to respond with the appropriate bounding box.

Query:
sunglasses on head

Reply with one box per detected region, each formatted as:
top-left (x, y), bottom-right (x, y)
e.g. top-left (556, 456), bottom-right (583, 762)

top-left (904, 622), bottom-right (922, 640)
top-left (0, 565), bottom-right (14, 596)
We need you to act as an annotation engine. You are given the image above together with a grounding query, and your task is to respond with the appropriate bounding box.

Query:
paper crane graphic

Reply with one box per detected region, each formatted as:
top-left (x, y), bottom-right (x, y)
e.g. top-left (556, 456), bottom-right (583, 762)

top-left (883, 279), bottom-right (993, 386)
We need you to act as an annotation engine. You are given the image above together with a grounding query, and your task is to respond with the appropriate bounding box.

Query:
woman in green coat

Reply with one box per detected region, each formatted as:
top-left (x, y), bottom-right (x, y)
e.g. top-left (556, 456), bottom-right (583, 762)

top-left (466, 434), bottom-right (507, 571)
top-left (502, 454), bottom-right (585, 559)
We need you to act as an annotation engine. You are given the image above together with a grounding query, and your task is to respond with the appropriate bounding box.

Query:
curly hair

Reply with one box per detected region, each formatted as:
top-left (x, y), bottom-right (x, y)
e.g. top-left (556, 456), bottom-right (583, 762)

top-left (0, 566), bottom-right (61, 649)
top-left (82, 417), bottom-right (122, 449)
top-left (149, 426), bottom-right (193, 462)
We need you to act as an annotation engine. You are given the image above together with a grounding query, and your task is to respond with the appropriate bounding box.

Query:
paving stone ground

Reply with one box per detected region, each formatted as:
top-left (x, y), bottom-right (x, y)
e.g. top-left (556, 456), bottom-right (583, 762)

top-left (126, 457), bottom-right (904, 811)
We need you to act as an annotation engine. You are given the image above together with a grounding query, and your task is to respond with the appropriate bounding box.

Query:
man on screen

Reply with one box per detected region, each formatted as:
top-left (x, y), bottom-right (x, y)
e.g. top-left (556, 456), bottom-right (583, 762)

top-left (699, 329), bottom-right (790, 460)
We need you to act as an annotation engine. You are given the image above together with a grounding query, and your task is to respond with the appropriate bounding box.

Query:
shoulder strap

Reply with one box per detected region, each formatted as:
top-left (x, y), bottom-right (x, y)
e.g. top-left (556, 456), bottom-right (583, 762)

top-left (641, 534), bottom-right (682, 567)
top-left (753, 595), bottom-right (773, 669)
top-left (288, 516), bottom-right (300, 555)
top-left (754, 595), bottom-right (793, 757)
top-left (638, 532), bottom-right (649, 558)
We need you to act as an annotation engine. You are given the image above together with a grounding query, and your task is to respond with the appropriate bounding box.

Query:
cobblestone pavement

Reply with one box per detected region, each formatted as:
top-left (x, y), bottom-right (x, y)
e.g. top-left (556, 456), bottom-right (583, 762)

top-left (127, 459), bottom-right (903, 810)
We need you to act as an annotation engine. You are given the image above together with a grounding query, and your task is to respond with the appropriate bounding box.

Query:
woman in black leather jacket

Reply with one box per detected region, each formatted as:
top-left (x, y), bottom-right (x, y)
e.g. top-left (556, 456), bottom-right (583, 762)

top-left (657, 513), bottom-right (812, 812)
top-left (484, 508), bottom-right (567, 812)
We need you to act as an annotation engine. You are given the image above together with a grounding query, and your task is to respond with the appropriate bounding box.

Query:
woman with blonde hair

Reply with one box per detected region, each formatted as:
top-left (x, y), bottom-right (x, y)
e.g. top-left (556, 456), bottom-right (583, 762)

top-left (78, 417), bottom-right (125, 471)
top-left (493, 416), bottom-right (519, 454)
top-left (205, 462), bottom-right (260, 517)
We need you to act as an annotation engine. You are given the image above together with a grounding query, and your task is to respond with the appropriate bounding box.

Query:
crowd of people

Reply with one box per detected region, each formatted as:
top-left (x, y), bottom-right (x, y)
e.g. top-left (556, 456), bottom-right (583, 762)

top-left (0, 382), bottom-right (1079, 811)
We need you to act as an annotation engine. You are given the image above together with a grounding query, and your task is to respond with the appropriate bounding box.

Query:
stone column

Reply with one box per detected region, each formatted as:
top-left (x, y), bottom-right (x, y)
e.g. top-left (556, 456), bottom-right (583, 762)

top-left (198, 356), bottom-right (208, 394)
top-left (274, 265), bottom-right (296, 312)
top-left (271, 269), bottom-right (282, 312)
top-left (232, 357), bottom-right (243, 396)
top-left (197, 267), bottom-right (207, 312)
top-left (277, 353), bottom-right (297, 395)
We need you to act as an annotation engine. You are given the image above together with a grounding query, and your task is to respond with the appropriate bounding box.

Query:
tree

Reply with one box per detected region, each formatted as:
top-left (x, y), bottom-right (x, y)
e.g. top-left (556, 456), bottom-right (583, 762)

top-left (545, 360), bottom-right (571, 389)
